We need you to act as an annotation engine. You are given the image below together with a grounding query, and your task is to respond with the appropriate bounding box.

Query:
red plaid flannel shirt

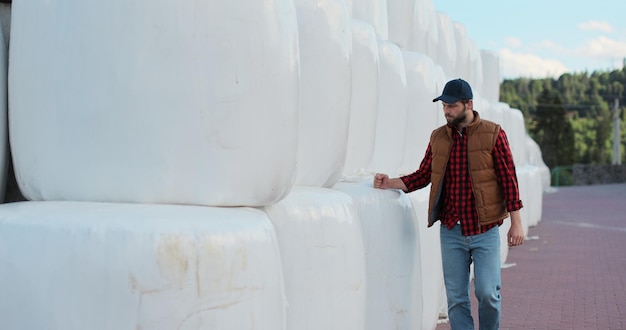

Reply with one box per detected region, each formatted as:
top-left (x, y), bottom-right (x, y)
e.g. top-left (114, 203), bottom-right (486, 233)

top-left (400, 127), bottom-right (523, 236)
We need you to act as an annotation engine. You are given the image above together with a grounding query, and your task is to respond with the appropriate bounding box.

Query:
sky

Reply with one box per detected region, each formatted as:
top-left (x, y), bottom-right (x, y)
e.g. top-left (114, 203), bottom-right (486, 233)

top-left (433, 0), bottom-right (626, 80)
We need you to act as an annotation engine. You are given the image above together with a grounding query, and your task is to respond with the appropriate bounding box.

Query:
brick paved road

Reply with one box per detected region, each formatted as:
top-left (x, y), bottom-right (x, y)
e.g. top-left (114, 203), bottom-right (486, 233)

top-left (436, 183), bottom-right (626, 330)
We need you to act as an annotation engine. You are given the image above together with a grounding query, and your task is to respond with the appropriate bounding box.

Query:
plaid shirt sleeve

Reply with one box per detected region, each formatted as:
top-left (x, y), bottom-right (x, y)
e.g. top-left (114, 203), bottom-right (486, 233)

top-left (493, 128), bottom-right (523, 212)
top-left (400, 144), bottom-right (433, 192)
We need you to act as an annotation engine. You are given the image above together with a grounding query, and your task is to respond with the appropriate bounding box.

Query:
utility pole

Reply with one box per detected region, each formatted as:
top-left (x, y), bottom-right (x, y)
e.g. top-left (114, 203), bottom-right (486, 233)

top-left (613, 98), bottom-right (621, 165)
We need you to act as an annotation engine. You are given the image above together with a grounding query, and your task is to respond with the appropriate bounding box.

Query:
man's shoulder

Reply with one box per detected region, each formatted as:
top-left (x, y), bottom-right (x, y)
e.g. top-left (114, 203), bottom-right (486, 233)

top-left (433, 125), bottom-right (448, 133)
top-left (479, 117), bottom-right (499, 128)
top-left (473, 119), bottom-right (501, 146)
top-left (477, 118), bottom-right (501, 134)
top-left (430, 125), bottom-right (449, 139)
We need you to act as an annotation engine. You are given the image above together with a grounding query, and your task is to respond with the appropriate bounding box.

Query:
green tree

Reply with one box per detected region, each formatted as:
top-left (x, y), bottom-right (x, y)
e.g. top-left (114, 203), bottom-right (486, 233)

top-left (592, 99), bottom-right (612, 164)
top-left (500, 66), bottom-right (626, 165)
top-left (530, 89), bottom-right (575, 168)
top-left (571, 115), bottom-right (596, 163)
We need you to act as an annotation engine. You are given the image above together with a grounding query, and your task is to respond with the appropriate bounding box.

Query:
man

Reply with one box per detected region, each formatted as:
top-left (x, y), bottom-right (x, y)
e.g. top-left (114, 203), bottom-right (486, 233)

top-left (373, 78), bottom-right (525, 330)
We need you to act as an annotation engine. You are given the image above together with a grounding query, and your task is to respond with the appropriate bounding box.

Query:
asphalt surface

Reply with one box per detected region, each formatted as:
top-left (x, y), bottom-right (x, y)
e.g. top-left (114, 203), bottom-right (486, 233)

top-left (436, 183), bottom-right (626, 330)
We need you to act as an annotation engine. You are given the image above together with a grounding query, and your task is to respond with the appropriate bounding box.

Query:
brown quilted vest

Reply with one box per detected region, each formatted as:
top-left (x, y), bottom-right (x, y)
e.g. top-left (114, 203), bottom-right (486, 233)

top-left (427, 112), bottom-right (508, 227)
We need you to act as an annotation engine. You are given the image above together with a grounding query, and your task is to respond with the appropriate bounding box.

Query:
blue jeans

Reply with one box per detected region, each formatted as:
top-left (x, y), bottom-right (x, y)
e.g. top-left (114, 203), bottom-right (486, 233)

top-left (440, 224), bottom-right (501, 330)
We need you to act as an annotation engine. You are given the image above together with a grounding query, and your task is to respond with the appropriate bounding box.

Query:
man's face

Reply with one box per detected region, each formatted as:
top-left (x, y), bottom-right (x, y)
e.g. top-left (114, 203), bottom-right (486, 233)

top-left (442, 100), bottom-right (470, 126)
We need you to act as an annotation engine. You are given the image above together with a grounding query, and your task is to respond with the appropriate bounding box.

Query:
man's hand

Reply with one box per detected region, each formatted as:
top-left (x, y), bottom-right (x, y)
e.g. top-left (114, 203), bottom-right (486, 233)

top-left (373, 173), bottom-right (409, 191)
top-left (373, 173), bottom-right (390, 189)
top-left (507, 210), bottom-right (525, 247)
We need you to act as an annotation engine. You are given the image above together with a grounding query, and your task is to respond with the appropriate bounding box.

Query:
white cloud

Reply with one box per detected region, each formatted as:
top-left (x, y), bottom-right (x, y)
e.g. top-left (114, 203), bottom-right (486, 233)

top-left (577, 36), bottom-right (626, 58)
top-left (498, 48), bottom-right (570, 79)
top-left (496, 34), bottom-right (626, 79)
top-left (578, 20), bottom-right (613, 33)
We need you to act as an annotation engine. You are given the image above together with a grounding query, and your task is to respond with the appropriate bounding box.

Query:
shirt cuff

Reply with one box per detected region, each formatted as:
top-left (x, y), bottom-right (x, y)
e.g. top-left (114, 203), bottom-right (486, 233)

top-left (507, 200), bottom-right (523, 212)
top-left (399, 176), bottom-right (413, 191)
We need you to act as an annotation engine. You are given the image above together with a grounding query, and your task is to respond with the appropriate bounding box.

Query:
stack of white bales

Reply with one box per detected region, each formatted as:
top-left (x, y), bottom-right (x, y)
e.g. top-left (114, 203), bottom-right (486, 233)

top-left (0, 0), bottom-right (549, 329)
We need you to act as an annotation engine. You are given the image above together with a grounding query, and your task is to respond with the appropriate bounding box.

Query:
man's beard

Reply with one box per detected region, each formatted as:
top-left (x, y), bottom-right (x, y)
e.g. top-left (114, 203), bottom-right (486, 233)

top-left (448, 104), bottom-right (467, 126)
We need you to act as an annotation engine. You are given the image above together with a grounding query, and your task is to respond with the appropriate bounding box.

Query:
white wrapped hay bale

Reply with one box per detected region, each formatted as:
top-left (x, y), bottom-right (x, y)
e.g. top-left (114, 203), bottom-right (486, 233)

top-left (474, 94), bottom-right (492, 121)
top-left (509, 108), bottom-right (529, 166)
top-left (433, 65), bottom-right (449, 127)
top-left (368, 40), bottom-right (409, 176)
top-left (343, 20), bottom-right (380, 179)
top-left (0, 201), bottom-right (286, 329)
top-left (467, 41), bottom-right (484, 94)
top-left (334, 180), bottom-right (420, 330)
top-left (526, 136), bottom-right (551, 190)
top-left (515, 167), bottom-right (532, 236)
top-left (263, 187), bottom-right (367, 330)
top-left (481, 50), bottom-right (501, 104)
top-left (433, 12), bottom-right (456, 79)
top-left (500, 102), bottom-right (514, 134)
top-left (9, 0), bottom-right (300, 206)
top-left (293, 0), bottom-right (353, 187)
top-left (490, 102), bottom-right (508, 130)
top-left (386, 0), bottom-right (417, 48)
top-left (405, 189), bottom-right (445, 330)
top-left (351, 0), bottom-right (389, 39)
top-left (407, 0), bottom-right (438, 59)
top-left (401, 50), bottom-right (439, 174)
top-left (527, 165), bottom-right (544, 226)
top-left (452, 22), bottom-right (471, 81)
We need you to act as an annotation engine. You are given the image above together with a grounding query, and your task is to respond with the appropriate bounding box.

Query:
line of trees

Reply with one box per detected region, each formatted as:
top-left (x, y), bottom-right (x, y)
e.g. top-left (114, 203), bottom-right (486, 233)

top-left (500, 66), bottom-right (626, 178)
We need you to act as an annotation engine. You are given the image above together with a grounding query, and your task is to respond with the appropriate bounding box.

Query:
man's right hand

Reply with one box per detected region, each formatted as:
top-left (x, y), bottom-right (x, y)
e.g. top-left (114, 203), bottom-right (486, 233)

top-left (373, 173), bottom-right (389, 189)
top-left (373, 173), bottom-right (409, 192)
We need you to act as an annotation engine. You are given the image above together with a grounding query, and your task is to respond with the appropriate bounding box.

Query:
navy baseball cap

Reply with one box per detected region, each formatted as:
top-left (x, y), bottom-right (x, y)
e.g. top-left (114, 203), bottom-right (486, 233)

top-left (432, 78), bottom-right (473, 103)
